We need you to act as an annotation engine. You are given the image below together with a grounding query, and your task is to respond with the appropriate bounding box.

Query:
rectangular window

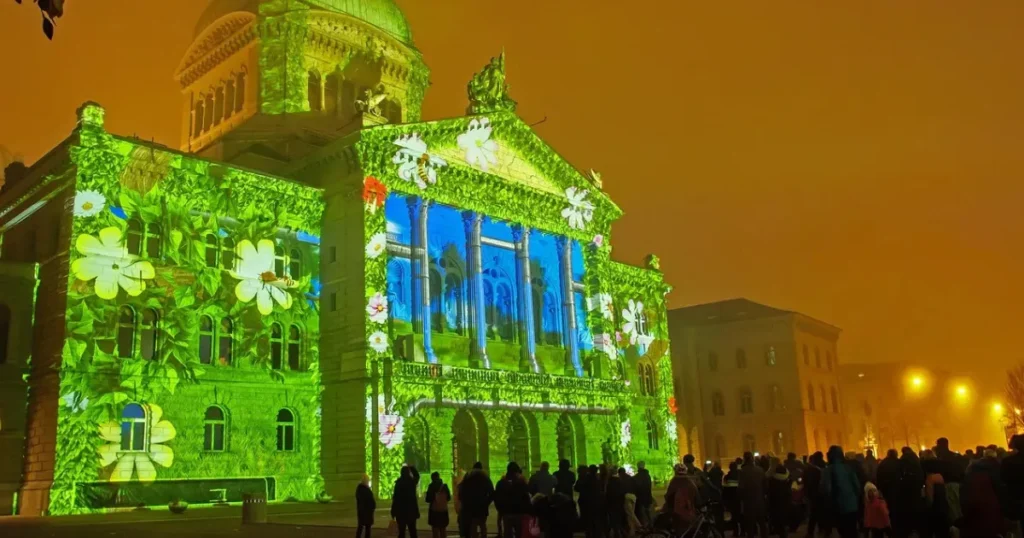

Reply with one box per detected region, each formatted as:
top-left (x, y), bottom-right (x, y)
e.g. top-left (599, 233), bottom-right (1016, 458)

top-left (330, 292), bottom-right (338, 312)
top-left (330, 246), bottom-right (337, 263)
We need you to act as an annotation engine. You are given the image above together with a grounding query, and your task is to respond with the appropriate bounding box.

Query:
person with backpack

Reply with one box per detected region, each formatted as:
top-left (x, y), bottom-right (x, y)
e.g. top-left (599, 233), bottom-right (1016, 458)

top-left (426, 472), bottom-right (452, 538)
top-left (356, 473), bottom-right (377, 538)
top-left (665, 463), bottom-right (701, 533)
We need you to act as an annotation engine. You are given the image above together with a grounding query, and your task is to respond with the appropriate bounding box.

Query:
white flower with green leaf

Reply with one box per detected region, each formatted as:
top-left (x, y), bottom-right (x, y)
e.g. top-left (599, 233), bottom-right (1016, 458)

top-left (621, 299), bottom-right (653, 347)
top-left (457, 118), bottom-right (499, 171)
top-left (73, 190), bottom-right (106, 217)
top-left (229, 239), bottom-right (294, 316)
top-left (366, 232), bottom-right (387, 259)
top-left (588, 293), bottom-right (615, 321)
top-left (367, 292), bottom-right (389, 324)
top-left (561, 187), bottom-right (594, 230)
top-left (369, 330), bottom-right (389, 354)
top-left (98, 404), bottom-right (176, 483)
top-left (379, 414), bottom-right (405, 449)
top-left (71, 227), bottom-right (155, 300)
top-left (665, 418), bottom-right (678, 442)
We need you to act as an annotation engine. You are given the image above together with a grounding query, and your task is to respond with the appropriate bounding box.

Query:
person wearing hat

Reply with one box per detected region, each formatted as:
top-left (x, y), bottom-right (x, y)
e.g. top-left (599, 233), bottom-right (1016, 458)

top-left (664, 463), bottom-right (701, 532)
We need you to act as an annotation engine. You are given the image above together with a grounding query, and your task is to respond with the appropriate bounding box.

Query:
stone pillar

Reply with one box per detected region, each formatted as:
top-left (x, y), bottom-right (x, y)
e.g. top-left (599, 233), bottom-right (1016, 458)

top-left (513, 226), bottom-right (537, 372)
top-left (407, 197), bottom-right (422, 333)
top-left (414, 199), bottom-right (436, 363)
top-left (557, 237), bottom-right (580, 376)
top-left (462, 211), bottom-right (489, 368)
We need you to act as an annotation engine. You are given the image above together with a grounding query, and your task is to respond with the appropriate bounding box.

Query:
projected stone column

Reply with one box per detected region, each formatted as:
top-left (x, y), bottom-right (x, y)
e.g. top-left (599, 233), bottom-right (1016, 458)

top-left (557, 237), bottom-right (580, 375)
top-left (463, 211), bottom-right (489, 368)
top-left (407, 197), bottom-right (422, 332)
top-left (513, 225), bottom-right (537, 372)
top-left (419, 200), bottom-right (436, 363)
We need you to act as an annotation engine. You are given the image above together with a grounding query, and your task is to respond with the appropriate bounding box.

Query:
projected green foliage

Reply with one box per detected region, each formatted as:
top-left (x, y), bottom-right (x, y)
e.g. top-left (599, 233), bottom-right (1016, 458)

top-left (50, 104), bottom-right (325, 514)
top-left (355, 112), bottom-right (676, 489)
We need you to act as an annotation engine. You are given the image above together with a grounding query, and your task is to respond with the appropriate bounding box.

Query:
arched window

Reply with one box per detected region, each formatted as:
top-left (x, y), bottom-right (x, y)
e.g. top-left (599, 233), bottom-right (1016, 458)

top-left (224, 80), bottom-right (235, 120)
top-left (637, 364), bottom-right (648, 395)
top-left (324, 72), bottom-right (340, 114)
top-left (204, 233), bottom-right (219, 268)
top-left (824, 430), bottom-right (832, 447)
top-left (288, 325), bottom-right (301, 371)
top-left (198, 315), bottom-right (214, 364)
top-left (140, 308), bottom-right (159, 360)
top-left (274, 245), bottom-right (286, 277)
top-left (826, 351), bottom-right (833, 371)
top-left (221, 236), bottom-right (235, 271)
top-left (807, 383), bottom-right (816, 411)
top-left (708, 351), bottom-right (718, 372)
top-left (765, 346), bottom-right (776, 366)
top-left (742, 434), bottom-right (756, 454)
top-left (646, 410), bottom-right (659, 450)
top-left (735, 348), bottom-right (747, 369)
top-left (739, 387), bottom-right (754, 414)
top-left (289, 248), bottom-right (302, 278)
top-left (308, 71), bottom-right (322, 111)
top-left (830, 387), bottom-right (840, 413)
top-left (214, 86), bottom-right (225, 125)
top-left (711, 391), bottom-right (725, 416)
top-left (235, 72), bottom-right (246, 112)
top-left (120, 403), bottom-right (147, 452)
top-left (714, 436), bottom-right (726, 462)
top-left (193, 98), bottom-right (204, 137)
top-left (803, 344), bottom-right (809, 366)
top-left (270, 323), bottom-right (284, 370)
top-left (204, 94), bottom-right (215, 131)
top-left (276, 409), bottom-right (295, 451)
top-left (820, 385), bottom-right (828, 413)
top-left (770, 384), bottom-right (783, 411)
top-left (815, 347), bottom-right (821, 368)
top-left (204, 406), bottom-right (227, 452)
top-left (0, 303), bottom-right (10, 364)
top-left (126, 219), bottom-right (144, 256)
top-left (219, 318), bottom-right (233, 366)
top-left (145, 223), bottom-right (161, 259)
top-left (117, 306), bottom-right (136, 359)
top-left (773, 431), bottom-right (785, 454)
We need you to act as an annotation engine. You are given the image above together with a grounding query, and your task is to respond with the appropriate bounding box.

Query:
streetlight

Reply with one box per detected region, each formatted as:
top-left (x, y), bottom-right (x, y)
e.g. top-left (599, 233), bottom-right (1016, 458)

top-left (993, 403), bottom-right (1005, 414)
top-left (956, 385), bottom-right (968, 398)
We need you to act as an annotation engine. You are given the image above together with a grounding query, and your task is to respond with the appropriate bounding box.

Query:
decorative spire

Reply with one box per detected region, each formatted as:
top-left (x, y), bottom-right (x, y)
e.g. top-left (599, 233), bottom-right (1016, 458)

top-left (467, 50), bottom-right (517, 115)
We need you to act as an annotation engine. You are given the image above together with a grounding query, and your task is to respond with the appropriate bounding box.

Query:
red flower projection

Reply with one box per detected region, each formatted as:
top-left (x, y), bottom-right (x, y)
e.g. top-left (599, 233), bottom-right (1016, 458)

top-left (362, 176), bottom-right (388, 212)
top-left (667, 397), bottom-right (678, 415)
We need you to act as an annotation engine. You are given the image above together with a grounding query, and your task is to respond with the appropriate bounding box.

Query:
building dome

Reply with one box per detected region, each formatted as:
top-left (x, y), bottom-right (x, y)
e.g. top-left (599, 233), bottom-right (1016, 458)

top-left (194, 0), bottom-right (413, 46)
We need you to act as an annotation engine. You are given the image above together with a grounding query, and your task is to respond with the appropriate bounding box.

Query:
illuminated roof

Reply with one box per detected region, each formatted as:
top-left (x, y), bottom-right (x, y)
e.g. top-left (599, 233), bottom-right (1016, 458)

top-left (669, 297), bottom-right (841, 333)
top-left (195, 0), bottom-right (413, 46)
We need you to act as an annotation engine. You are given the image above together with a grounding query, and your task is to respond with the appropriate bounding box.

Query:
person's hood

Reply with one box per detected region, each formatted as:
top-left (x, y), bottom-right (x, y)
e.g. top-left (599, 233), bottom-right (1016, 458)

top-left (772, 469), bottom-right (790, 481)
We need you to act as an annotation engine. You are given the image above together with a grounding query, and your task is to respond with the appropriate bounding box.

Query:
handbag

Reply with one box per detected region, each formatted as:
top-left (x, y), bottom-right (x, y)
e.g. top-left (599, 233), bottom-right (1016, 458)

top-left (522, 515), bottom-right (541, 538)
top-left (387, 519), bottom-right (399, 535)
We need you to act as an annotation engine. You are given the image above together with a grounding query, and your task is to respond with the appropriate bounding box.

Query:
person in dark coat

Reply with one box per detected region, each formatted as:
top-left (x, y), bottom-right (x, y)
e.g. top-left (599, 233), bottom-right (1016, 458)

top-left (606, 468), bottom-right (628, 538)
top-left (554, 460), bottom-right (576, 498)
top-left (547, 492), bottom-right (579, 538)
top-left (821, 447), bottom-right (861, 538)
top-left (864, 449), bottom-right (880, 485)
top-left (723, 461), bottom-right (742, 537)
top-left (576, 466), bottom-right (602, 538)
top-left (1002, 435), bottom-right (1024, 530)
top-left (356, 473), bottom-right (377, 538)
top-left (875, 450), bottom-right (902, 516)
top-left (634, 461), bottom-right (655, 526)
top-left (460, 462), bottom-right (495, 538)
top-left (426, 472), bottom-right (452, 538)
top-left (767, 465), bottom-right (793, 538)
top-left (784, 453), bottom-right (804, 482)
top-left (891, 448), bottom-right (923, 538)
top-left (804, 452), bottom-right (829, 538)
top-left (392, 465), bottom-right (421, 538)
top-left (961, 449), bottom-right (1007, 538)
top-left (739, 452), bottom-right (768, 538)
top-left (530, 461), bottom-right (557, 497)
top-left (495, 462), bottom-right (532, 538)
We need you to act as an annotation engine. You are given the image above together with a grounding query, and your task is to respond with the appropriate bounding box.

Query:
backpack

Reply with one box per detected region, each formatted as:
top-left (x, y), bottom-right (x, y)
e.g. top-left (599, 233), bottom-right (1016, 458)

top-left (672, 479), bottom-right (698, 523)
top-left (432, 486), bottom-right (449, 512)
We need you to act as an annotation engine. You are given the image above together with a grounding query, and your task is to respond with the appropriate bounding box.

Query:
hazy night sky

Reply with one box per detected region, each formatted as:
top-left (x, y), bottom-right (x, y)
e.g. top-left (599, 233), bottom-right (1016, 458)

top-left (1, 1), bottom-right (1022, 394)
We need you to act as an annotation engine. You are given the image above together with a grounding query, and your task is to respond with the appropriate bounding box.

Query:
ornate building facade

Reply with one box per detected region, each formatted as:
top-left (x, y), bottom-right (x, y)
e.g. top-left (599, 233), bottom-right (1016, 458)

top-left (0, 0), bottom-right (676, 515)
top-left (669, 299), bottom-right (844, 462)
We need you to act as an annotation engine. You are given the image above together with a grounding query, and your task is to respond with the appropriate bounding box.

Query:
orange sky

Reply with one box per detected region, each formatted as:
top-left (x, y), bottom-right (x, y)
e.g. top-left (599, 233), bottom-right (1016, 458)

top-left (1, 1), bottom-right (1022, 393)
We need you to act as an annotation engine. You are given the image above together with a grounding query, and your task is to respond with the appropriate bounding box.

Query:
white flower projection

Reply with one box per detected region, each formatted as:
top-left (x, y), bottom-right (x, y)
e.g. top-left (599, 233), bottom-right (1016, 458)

top-left (229, 239), bottom-right (295, 316)
top-left (366, 292), bottom-right (389, 324)
top-left (71, 227), bottom-right (155, 300)
top-left (73, 190), bottom-right (106, 217)
top-left (365, 232), bottom-right (387, 259)
top-left (457, 118), bottom-right (499, 171)
top-left (379, 414), bottom-right (405, 449)
top-left (621, 299), bottom-right (654, 349)
top-left (98, 404), bottom-right (176, 483)
top-left (561, 187), bottom-right (594, 230)
top-left (369, 330), bottom-right (390, 353)
top-left (392, 134), bottom-right (448, 190)
top-left (620, 419), bottom-right (632, 448)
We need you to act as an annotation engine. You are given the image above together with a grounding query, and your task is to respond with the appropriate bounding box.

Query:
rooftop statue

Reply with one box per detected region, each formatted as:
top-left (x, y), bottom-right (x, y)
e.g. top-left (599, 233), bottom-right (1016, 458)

top-left (357, 85), bottom-right (388, 117)
top-left (467, 51), bottom-right (517, 115)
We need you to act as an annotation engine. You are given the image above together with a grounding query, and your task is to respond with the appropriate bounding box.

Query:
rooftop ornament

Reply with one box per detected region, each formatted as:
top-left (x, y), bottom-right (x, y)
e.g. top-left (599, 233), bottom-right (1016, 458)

top-left (467, 51), bottom-right (517, 115)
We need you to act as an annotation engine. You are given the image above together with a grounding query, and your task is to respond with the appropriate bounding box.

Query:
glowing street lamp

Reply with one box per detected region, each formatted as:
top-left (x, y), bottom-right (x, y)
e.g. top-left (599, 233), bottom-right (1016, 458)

top-left (911, 376), bottom-right (925, 389)
top-left (993, 403), bottom-right (1005, 414)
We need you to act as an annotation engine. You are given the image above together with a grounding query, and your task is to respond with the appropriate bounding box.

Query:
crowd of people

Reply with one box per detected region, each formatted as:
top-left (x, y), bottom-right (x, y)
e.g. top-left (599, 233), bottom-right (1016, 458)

top-left (354, 434), bottom-right (1024, 538)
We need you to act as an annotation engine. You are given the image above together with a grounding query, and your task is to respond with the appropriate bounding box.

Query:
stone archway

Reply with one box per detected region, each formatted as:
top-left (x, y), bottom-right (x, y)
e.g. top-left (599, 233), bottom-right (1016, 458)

top-left (507, 412), bottom-right (530, 469)
top-left (404, 416), bottom-right (431, 475)
top-left (556, 414), bottom-right (575, 465)
top-left (452, 409), bottom-right (477, 475)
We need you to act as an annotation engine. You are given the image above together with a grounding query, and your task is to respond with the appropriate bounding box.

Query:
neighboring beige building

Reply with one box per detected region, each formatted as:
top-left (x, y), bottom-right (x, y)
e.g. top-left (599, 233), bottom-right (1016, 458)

top-left (669, 298), bottom-right (844, 462)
